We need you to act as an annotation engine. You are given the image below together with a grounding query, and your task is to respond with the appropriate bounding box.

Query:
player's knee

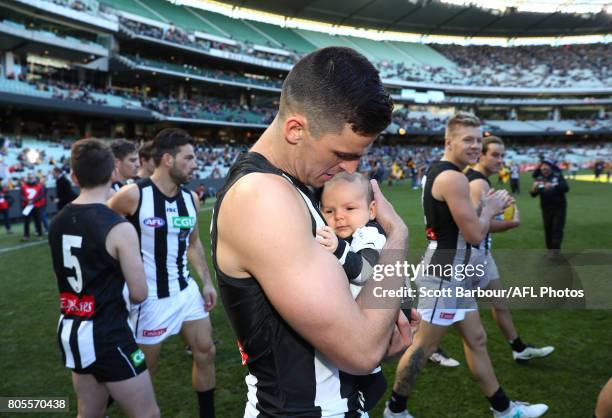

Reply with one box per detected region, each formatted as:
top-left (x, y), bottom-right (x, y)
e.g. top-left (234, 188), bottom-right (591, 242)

top-left (467, 328), bottom-right (487, 350)
top-left (193, 340), bottom-right (216, 366)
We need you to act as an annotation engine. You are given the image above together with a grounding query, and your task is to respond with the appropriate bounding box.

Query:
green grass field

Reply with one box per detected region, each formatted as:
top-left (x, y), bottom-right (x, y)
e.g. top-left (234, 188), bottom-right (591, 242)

top-left (0, 173), bottom-right (610, 417)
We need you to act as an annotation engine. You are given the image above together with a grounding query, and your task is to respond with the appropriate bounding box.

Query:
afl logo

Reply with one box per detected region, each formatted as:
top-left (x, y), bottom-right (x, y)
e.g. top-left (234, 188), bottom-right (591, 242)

top-left (143, 217), bottom-right (165, 228)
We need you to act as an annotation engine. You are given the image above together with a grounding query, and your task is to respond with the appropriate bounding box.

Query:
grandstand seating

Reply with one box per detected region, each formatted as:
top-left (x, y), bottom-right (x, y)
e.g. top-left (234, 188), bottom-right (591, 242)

top-left (247, 21), bottom-right (315, 53)
top-left (0, 138), bottom-right (236, 182)
top-left (100, 0), bottom-right (160, 20)
top-left (122, 55), bottom-right (283, 89)
top-left (102, 3), bottom-right (612, 89)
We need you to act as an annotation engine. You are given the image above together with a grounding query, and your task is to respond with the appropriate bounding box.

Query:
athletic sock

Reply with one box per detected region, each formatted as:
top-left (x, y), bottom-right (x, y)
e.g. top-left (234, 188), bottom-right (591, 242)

top-left (388, 390), bottom-right (408, 413)
top-left (197, 388), bottom-right (215, 418)
top-left (509, 336), bottom-right (527, 352)
top-left (487, 386), bottom-right (511, 413)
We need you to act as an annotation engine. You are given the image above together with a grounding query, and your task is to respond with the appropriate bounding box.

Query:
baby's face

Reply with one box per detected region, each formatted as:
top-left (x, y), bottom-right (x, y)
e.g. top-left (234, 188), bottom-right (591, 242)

top-left (320, 180), bottom-right (375, 239)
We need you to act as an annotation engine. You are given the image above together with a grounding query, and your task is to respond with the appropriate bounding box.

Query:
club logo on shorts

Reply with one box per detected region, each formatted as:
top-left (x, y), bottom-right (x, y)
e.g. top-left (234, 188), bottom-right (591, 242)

top-left (172, 216), bottom-right (196, 229)
top-left (143, 217), bottom-right (165, 228)
top-left (130, 348), bottom-right (145, 367)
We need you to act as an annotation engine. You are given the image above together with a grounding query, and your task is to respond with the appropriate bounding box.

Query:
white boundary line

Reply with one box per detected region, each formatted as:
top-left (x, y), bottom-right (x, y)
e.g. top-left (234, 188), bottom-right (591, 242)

top-left (0, 204), bottom-right (215, 255)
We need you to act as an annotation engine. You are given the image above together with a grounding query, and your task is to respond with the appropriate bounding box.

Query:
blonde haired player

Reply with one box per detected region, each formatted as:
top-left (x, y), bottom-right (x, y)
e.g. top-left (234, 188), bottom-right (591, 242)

top-left (467, 136), bottom-right (554, 361)
top-left (384, 112), bottom-right (549, 418)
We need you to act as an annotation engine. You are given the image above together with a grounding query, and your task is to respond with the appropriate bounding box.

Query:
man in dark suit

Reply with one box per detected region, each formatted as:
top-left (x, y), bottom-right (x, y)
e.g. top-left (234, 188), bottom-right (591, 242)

top-left (530, 160), bottom-right (569, 255)
top-left (53, 167), bottom-right (76, 210)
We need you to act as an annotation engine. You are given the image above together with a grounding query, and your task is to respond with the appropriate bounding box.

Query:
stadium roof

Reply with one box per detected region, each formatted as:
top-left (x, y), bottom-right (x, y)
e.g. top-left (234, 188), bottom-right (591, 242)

top-left (202, 0), bottom-right (612, 38)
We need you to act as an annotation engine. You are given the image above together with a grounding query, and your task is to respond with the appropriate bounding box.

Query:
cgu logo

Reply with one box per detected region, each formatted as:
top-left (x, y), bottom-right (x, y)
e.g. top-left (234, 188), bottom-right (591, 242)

top-left (172, 216), bottom-right (195, 229)
top-left (143, 217), bottom-right (165, 228)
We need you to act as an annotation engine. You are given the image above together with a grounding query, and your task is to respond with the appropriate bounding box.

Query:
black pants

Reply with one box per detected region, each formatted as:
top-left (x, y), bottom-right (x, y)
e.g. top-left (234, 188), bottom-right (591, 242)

top-left (542, 205), bottom-right (566, 249)
top-left (23, 207), bottom-right (42, 238)
top-left (0, 209), bottom-right (10, 232)
top-left (510, 178), bottom-right (520, 194)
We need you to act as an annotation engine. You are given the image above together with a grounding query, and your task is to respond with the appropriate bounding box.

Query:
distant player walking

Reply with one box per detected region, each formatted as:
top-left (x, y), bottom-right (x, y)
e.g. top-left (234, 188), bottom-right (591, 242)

top-left (109, 128), bottom-right (217, 418)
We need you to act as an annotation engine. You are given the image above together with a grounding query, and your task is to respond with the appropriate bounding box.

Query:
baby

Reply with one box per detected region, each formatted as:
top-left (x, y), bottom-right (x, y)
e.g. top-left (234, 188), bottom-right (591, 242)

top-left (318, 172), bottom-right (386, 294)
top-left (317, 171), bottom-right (387, 412)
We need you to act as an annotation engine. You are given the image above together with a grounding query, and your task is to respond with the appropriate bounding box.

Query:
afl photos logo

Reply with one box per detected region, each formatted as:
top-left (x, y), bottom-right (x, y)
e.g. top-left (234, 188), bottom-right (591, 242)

top-left (143, 217), bottom-right (165, 228)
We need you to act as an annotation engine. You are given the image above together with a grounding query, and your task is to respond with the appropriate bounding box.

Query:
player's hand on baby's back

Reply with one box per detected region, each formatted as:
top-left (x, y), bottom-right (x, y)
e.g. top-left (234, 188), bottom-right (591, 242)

top-left (370, 179), bottom-right (408, 240)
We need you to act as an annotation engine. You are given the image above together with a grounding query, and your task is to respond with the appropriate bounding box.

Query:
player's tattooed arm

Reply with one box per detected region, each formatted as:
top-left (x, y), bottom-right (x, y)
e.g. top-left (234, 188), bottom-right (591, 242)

top-left (393, 347), bottom-right (426, 397)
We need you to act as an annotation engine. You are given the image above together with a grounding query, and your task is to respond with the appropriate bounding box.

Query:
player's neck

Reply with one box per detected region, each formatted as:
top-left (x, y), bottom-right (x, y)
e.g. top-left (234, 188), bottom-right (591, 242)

top-left (251, 123), bottom-right (293, 176)
top-left (72, 185), bottom-right (110, 205)
top-left (150, 171), bottom-right (179, 197)
top-left (441, 153), bottom-right (466, 171)
top-left (473, 162), bottom-right (491, 177)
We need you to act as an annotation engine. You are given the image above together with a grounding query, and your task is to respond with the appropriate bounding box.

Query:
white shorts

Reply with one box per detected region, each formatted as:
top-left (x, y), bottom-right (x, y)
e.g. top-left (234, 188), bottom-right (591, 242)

top-left (130, 279), bottom-right (208, 344)
top-left (417, 307), bottom-right (474, 326)
top-left (474, 252), bottom-right (501, 290)
top-left (415, 275), bottom-right (478, 327)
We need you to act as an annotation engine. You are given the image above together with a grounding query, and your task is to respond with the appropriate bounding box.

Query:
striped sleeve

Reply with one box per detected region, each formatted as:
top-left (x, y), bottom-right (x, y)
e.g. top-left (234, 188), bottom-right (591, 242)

top-left (333, 222), bottom-right (387, 286)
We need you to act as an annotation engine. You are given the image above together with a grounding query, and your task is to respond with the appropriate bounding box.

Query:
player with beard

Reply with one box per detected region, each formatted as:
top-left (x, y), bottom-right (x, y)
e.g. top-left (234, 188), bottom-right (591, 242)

top-left (384, 113), bottom-right (549, 418)
top-left (109, 128), bottom-right (217, 418)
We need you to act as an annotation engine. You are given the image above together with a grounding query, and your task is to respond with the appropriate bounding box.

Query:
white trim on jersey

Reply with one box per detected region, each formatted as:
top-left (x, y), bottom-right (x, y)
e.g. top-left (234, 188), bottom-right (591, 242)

top-left (314, 351), bottom-right (349, 416)
top-left (60, 318), bottom-right (75, 368)
top-left (140, 186), bottom-right (157, 294)
top-left (60, 318), bottom-right (96, 369)
top-left (117, 346), bottom-right (137, 376)
top-left (244, 373), bottom-right (259, 418)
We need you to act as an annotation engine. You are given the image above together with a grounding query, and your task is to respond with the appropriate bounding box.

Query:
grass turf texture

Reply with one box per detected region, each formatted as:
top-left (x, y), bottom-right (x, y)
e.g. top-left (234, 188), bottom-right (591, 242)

top-left (0, 173), bottom-right (610, 417)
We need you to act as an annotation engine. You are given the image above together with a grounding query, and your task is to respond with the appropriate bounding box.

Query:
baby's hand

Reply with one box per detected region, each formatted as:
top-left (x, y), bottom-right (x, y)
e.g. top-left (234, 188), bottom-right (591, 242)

top-left (316, 226), bottom-right (338, 253)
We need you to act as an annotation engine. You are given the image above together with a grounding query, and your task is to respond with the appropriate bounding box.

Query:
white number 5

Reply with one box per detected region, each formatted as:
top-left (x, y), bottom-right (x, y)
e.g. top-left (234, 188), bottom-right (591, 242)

top-left (63, 235), bottom-right (83, 293)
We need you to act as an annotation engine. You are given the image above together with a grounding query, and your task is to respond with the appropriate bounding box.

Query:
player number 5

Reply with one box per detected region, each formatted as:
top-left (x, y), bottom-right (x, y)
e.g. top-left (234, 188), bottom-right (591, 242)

top-left (63, 235), bottom-right (83, 293)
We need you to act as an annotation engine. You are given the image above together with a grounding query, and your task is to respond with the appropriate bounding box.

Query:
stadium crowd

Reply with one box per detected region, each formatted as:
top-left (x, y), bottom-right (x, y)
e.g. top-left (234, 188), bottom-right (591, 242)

top-left (118, 15), bottom-right (611, 88)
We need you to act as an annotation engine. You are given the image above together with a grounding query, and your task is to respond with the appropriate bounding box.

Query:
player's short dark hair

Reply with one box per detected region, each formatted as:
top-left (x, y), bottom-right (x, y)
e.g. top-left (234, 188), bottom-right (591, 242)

top-left (279, 47), bottom-right (392, 138)
top-left (71, 139), bottom-right (115, 188)
top-left (482, 136), bottom-right (504, 155)
top-left (139, 140), bottom-right (155, 161)
top-left (110, 138), bottom-right (137, 160)
top-left (152, 128), bottom-right (193, 166)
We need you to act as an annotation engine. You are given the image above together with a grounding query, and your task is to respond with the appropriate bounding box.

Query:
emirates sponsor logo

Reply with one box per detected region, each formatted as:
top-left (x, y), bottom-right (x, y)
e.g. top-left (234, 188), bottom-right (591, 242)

top-left (439, 312), bottom-right (455, 320)
top-left (142, 327), bottom-right (167, 337)
top-left (60, 293), bottom-right (95, 318)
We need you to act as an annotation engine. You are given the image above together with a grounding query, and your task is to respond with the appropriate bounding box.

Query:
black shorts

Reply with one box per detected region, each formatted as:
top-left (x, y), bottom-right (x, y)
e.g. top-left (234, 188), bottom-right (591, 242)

top-left (71, 342), bottom-right (147, 383)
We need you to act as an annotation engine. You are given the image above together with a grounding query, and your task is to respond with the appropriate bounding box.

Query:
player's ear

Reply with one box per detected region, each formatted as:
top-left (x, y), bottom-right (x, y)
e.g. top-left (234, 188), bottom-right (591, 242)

top-left (70, 172), bottom-right (80, 187)
top-left (369, 200), bottom-right (376, 220)
top-left (161, 152), bottom-right (174, 168)
top-left (283, 115), bottom-right (306, 145)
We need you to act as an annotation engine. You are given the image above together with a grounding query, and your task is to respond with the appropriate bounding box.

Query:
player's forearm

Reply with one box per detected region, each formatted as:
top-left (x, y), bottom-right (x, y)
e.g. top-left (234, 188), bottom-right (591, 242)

top-left (188, 242), bottom-right (212, 285)
top-left (490, 219), bottom-right (519, 233)
top-left (354, 230), bottom-right (408, 363)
